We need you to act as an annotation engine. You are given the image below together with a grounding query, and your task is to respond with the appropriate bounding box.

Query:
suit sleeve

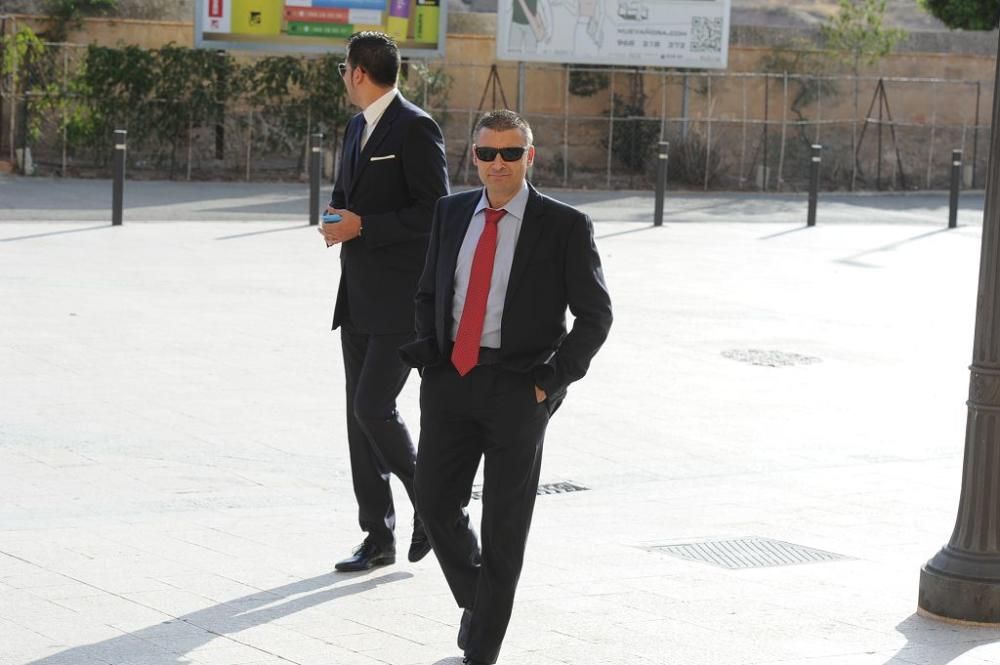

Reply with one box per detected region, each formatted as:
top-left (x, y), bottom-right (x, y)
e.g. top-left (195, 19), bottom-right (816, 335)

top-left (328, 121), bottom-right (351, 210)
top-left (536, 213), bottom-right (612, 396)
top-left (358, 115), bottom-right (450, 250)
top-left (399, 196), bottom-right (446, 368)
top-left (414, 197), bottom-right (443, 340)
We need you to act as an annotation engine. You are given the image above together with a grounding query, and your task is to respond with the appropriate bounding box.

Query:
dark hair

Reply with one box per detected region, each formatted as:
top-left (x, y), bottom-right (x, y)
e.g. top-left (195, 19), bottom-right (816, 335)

top-left (346, 32), bottom-right (400, 88)
top-left (474, 109), bottom-right (534, 145)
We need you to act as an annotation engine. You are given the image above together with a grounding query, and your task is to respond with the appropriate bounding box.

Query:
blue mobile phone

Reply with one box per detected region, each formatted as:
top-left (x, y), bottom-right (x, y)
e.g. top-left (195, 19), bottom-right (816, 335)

top-left (322, 213), bottom-right (342, 223)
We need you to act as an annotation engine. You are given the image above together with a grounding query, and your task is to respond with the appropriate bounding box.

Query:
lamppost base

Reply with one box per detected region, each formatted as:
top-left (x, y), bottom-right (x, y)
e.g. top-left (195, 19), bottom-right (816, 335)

top-left (919, 550), bottom-right (1000, 623)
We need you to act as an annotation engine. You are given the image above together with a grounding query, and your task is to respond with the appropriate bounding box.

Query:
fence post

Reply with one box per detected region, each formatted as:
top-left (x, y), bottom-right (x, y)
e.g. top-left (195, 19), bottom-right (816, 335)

top-left (654, 141), bottom-right (668, 227)
top-left (807, 144), bottom-right (822, 227)
top-left (309, 132), bottom-right (323, 226)
top-left (112, 129), bottom-right (126, 226)
top-left (949, 148), bottom-right (962, 229)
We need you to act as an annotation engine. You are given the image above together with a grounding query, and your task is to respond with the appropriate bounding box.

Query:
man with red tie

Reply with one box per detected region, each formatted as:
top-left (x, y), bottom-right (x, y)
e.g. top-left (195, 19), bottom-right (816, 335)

top-left (400, 110), bottom-right (612, 665)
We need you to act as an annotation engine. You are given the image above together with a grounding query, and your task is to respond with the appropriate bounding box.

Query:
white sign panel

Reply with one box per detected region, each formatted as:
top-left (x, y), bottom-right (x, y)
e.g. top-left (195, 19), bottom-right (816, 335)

top-left (497, 0), bottom-right (731, 69)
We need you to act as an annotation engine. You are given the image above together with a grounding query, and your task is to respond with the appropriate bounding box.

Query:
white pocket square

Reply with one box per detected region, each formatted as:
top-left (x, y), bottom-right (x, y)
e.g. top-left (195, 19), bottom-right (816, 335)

top-left (370, 154), bottom-right (396, 161)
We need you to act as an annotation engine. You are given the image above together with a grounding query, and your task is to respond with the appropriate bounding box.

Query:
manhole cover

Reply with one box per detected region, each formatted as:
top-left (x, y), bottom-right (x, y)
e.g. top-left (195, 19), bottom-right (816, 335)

top-left (722, 349), bottom-right (821, 367)
top-left (471, 481), bottom-right (589, 501)
top-left (651, 537), bottom-right (847, 569)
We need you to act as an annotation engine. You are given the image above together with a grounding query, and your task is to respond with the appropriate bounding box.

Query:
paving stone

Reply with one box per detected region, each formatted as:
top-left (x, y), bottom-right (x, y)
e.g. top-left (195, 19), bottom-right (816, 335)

top-left (1, 177), bottom-right (996, 664)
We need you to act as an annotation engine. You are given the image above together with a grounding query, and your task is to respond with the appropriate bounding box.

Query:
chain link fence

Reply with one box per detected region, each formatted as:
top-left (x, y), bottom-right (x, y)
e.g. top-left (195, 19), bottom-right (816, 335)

top-left (1, 36), bottom-right (993, 191)
top-left (432, 62), bottom-right (992, 192)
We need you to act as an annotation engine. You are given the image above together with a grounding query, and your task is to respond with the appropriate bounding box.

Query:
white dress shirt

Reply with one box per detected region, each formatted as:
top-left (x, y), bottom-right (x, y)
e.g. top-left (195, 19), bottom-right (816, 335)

top-left (360, 88), bottom-right (398, 150)
top-left (451, 182), bottom-right (530, 349)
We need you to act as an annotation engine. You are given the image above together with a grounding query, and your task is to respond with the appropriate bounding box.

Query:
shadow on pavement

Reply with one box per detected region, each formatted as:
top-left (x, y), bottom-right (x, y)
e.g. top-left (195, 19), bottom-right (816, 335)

top-left (0, 225), bottom-right (111, 242)
top-left (883, 613), bottom-right (1000, 664)
top-left (759, 225), bottom-right (812, 239)
top-left (0, 179), bottom-right (312, 212)
top-left (595, 224), bottom-right (661, 240)
top-left (26, 570), bottom-right (411, 665)
top-left (836, 227), bottom-right (953, 267)
top-left (215, 223), bottom-right (312, 240)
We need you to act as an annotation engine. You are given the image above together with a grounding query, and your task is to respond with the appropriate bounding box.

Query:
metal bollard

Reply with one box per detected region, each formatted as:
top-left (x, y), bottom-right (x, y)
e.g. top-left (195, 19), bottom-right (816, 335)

top-left (654, 141), bottom-right (668, 227)
top-left (807, 144), bottom-right (822, 227)
top-left (949, 149), bottom-right (962, 229)
top-left (309, 133), bottom-right (323, 226)
top-left (112, 129), bottom-right (126, 226)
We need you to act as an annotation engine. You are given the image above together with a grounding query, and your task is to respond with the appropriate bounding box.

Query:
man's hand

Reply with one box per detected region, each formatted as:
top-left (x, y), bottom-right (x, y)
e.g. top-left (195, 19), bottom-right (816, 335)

top-left (318, 207), bottom-right (363, 246)
top-left (534, 385), bottom-right (547, 403)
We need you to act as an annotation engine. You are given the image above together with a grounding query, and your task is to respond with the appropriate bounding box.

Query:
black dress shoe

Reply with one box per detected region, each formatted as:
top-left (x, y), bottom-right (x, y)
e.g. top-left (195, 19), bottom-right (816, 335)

top-left (407, 515), bottom-right (431, 562)
top-left (457, 608), bottom-right (472, 650)
top-left (334, 540), bottom-right (395, 572)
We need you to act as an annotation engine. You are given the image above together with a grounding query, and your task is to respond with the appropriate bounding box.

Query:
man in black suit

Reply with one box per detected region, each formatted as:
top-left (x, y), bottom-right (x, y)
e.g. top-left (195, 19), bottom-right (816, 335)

top-left (401, 110), bottom-right (612, 664)
top-left (319, 32), bottom-right (449, 572)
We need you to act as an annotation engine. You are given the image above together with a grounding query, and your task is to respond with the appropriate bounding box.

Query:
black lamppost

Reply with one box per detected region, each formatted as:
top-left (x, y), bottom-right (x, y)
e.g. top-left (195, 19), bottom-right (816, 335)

top-left (919, 46), bottom-right (1000, 622)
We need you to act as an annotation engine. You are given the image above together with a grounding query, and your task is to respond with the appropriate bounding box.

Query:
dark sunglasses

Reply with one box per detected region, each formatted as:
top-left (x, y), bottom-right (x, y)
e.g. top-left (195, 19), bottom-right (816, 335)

top-left (474, 146), bottom-right (529, 162)
top-left (337, 62), bottom-right (348, 77)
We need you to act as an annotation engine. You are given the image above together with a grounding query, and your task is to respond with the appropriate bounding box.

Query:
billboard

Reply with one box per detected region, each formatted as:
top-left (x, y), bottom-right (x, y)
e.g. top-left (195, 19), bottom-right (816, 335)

top-left (195, 0), bottom-right (447, 58)
top-left (496, 0), bottom-right (731, 69)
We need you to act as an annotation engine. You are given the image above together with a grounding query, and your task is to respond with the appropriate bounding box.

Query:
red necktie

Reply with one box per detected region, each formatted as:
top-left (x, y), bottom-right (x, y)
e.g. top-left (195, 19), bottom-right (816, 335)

top-left (452, 208), bottom-right (507, 376)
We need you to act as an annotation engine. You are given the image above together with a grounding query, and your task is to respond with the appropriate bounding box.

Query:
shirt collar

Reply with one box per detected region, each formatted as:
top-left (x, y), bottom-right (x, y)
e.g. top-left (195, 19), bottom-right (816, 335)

top-left (474, 181), bottom-right (530, 221)
top-left (362, 88), bottom-right (398, 128)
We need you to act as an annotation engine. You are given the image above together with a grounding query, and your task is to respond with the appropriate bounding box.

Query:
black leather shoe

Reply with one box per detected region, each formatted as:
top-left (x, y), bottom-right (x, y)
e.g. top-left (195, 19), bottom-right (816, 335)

top-left (407, 517), bottom-right (431, 563)
top-left (334, 540), bottom-right (395, 572)
top-left (408, 515), bottom-right (431, 562)
top-left (457, 608), bottom-right (472, 650)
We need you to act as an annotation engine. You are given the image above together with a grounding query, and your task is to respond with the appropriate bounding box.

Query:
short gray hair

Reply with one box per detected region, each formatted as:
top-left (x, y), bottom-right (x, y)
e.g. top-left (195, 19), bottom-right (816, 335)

top-left (474, 109), bottom-right (533, 145)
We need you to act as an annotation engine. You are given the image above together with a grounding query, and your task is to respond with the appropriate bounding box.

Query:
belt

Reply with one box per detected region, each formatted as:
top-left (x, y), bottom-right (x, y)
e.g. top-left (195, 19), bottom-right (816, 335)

top-left (476, 347), bottom-right (502, 366)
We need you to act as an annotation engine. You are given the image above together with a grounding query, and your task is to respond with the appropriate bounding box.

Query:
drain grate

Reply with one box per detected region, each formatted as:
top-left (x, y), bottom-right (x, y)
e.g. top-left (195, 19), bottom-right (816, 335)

top-left (722, 349), bottom-right (821, 367)
top-left (651, 537), bottom-right (847, 569)
top-left (471, 480), bottom-right (589, 501)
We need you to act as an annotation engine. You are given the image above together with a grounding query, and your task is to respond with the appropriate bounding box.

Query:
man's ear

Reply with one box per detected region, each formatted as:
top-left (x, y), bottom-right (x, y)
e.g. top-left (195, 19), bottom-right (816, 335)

top-left (527, 145), bottom-right (536, 167)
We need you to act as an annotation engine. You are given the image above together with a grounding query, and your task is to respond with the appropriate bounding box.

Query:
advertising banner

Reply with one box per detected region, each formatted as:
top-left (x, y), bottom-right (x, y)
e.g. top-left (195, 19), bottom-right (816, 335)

top-left (195, 0), bottom-right (446, 57)
top-left (496, 0), bottom-right (731, 69)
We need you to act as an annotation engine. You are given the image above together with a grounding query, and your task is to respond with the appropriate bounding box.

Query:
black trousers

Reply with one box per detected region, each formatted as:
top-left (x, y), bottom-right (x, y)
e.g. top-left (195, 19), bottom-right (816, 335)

top-left (341, 328), bottom-right (418, 547)
top-left (415, 362), bottom-right (550, 665)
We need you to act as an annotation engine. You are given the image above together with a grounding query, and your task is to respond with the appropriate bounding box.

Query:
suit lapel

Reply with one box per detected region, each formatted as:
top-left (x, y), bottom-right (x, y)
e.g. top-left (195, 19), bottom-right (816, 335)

top-left (503, 185), bottom-right (545, 312)
top-left (442, 190), bottom-right (482, 291)
top-left (344, 113), bottom-right (364, 187)
top-left (435, 191), bottom-right (480, 348)
top-left (350, 94), bottom-right (402, 196)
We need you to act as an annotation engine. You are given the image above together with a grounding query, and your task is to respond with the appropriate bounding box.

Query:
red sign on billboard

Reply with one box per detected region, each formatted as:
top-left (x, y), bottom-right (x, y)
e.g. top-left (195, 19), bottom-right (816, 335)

top-left (208, 0), bottom-right (222, 18)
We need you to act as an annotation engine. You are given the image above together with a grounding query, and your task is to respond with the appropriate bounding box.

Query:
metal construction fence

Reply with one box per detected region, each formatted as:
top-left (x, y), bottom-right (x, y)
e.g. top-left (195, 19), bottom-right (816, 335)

top-left (1, 42), bottom-right (993, 192)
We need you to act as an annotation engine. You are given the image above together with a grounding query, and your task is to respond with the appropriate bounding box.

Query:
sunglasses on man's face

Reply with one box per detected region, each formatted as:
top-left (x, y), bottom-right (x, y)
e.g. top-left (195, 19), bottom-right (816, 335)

top-left (337, 62), bottom-right (348, 77)
top-left (474, 146), bottom-right (529, 162)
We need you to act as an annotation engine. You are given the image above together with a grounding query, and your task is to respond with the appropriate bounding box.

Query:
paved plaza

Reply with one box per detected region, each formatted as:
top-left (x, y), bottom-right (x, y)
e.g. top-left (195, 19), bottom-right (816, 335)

top-left (2, 175), bottom-right (1000, 665)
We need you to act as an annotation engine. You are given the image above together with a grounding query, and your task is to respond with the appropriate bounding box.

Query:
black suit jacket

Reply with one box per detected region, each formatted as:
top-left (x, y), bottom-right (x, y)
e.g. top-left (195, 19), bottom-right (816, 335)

top-left (400, 184), bottom-right (612, 407)
top-left (330, 93), bottom-right (450, 334)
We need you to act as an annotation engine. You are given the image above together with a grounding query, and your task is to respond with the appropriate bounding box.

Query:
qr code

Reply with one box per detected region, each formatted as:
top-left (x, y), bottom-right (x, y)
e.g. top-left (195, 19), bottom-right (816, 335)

top-left (690, 16), bottom-right (723, 52)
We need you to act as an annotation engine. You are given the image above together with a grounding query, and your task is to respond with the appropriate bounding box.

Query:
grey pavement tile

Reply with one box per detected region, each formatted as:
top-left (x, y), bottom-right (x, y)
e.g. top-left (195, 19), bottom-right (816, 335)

top-left (533, 638), bottom-right (661, 664)
top-left (325, 629), bottom-right (420, 653)
top-left (0, 569), bottom-right (78, 591)
top-left (892, 641), bottom-right (1000, 665)
top-left (358, 639), bottom-right (460, 665)
top-left (476, 653), bottom-right (565, 665)
top-left (42, 594), bottom-right (175, 629)
top-left (751, 653), bottom-right (926, 665)
top-left (182, 639), bottom-right (279, 661)
top-left (1, 186), bottom-right (998, 664)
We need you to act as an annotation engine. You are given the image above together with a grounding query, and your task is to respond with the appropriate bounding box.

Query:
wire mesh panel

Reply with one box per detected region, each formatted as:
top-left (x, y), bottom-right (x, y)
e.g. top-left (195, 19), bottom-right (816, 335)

top-left (1, 38), bottom-right (994, 190)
